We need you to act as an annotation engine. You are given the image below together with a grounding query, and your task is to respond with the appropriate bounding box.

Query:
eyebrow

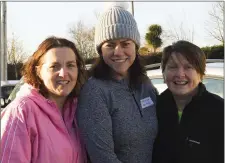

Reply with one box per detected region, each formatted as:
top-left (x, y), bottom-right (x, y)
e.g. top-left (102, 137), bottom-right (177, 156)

top-left (50, 60), bottom-right (77, 65)
top-left (167, 60), bottom-right (191, 66)
top-left (67, 61), bottom-right (77, 64)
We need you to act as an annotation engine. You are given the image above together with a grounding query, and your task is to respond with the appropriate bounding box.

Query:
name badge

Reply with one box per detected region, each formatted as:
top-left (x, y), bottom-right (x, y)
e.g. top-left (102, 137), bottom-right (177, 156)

top-left (140, 97), bottom-right (154, 109)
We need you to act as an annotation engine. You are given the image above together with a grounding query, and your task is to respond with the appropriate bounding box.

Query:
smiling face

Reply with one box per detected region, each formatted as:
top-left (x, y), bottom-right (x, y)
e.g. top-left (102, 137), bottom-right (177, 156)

top-left (163, 52), bottom-right (201, 97)
top-left (38, 47), bottom-right (78, 102)
top-left (101, 39), bottom-right (136, 80)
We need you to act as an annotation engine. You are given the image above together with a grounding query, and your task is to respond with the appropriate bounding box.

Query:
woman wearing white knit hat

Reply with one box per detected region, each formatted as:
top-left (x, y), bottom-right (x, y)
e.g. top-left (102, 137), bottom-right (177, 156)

top-left (77, 2), bottom-right (158, 163)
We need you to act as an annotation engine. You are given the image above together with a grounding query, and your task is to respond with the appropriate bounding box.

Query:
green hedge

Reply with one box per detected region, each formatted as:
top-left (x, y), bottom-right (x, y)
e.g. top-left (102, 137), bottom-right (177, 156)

top-left (139, 53), bottom-right (162, 66)
top-left (142, 45), bottom-right (224, 66)
top-left (201, 45), bottom-right (224, 59)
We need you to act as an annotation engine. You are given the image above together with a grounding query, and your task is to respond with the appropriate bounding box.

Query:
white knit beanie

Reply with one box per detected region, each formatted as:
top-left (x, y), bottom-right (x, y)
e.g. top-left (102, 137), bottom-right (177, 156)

top-left (95, 2), bottom-right (140, 54)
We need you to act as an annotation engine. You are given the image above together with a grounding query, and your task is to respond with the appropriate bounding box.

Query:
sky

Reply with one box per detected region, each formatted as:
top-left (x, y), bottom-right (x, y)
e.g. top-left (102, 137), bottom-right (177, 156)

top-left (6, 1), bottom-right (221, 55)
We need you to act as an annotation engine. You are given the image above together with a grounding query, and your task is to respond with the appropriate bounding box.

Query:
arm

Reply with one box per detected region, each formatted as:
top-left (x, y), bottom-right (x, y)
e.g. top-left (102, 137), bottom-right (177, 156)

top-left (1, 104), bottom-right (31, 163)
top-left (76, 83), bottom-right (122, 163)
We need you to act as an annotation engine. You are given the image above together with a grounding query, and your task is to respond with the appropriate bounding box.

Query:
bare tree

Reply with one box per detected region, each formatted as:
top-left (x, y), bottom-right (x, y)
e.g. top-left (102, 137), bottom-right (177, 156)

top-left (162, 19), bottom-right (195, 45)
top-left (94, 10), bottom-right (101, 20)
top-left (69, 20), bottom-right (97, 59)
top-left (205, 2), bottom-right (224, 45)
top-left (7, 33), bottom-right (27, 79)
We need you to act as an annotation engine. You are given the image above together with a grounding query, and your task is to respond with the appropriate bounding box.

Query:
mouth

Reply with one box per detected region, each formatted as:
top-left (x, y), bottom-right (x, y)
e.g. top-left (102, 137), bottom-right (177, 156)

top-left (57, 80), bottom-right (70, 85)
top-left (173, 81), bottom-right (188, 85)
top-left (112, 58), bottom-right (127, 63)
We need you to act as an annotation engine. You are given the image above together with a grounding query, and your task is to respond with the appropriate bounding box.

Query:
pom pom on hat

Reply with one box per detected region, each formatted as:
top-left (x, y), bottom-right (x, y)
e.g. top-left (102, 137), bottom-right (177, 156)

top-left (103, 2), bottom-right (129, 11)
top-left (95, 1), bottom-right (140, 55)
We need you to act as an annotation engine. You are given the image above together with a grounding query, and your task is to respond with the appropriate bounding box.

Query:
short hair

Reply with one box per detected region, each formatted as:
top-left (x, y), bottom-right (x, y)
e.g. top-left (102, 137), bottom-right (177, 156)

top-left (89, 51), bottom-right (149, 90)
top-left (161, 40), bottom-right (206, 79)
top-left (21, 36), bottom-right (87, 98)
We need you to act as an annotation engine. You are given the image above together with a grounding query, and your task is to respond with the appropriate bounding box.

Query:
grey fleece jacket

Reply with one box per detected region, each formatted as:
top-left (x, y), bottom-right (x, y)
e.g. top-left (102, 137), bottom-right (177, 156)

top-left (77, 77), bottom-right (158, 163)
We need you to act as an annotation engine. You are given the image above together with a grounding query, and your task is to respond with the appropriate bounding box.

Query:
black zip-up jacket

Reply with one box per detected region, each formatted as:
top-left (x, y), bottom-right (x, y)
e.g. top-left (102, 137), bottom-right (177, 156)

top-left (152, 83), bottom-right (224, 163)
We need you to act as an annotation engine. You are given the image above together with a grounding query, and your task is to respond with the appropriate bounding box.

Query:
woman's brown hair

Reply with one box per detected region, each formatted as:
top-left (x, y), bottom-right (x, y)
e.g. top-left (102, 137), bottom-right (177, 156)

top-left (21, 36), bottom-right (87, 98)
top-left (162, 40), bottom-right (206, 79)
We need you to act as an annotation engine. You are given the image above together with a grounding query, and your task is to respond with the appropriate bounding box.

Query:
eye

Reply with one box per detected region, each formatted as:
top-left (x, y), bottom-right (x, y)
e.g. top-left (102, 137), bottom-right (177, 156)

top-left (106, 43), bottom-right (114, 48)
top-left (185, 65), bottom-right (193, 69)
top-left (50, 65), bottom-right (58, 69)
top-left (168, 65), bottom-right (177, 69)
top-left (49, 64), bottom-right (60, 71)
top-left (121, 42), bottom-right (130, 47)
top-left (67, 63), bottom-right (76, 68)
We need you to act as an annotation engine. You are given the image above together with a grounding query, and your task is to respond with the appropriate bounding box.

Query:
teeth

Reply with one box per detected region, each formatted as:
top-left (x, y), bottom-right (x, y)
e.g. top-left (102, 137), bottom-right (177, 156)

top-left (174, 81), bottom-right (188, 85)
top-left (58, 81), bottom-right (69, 84)
top-left (113, 59), bottom-right (127, 63)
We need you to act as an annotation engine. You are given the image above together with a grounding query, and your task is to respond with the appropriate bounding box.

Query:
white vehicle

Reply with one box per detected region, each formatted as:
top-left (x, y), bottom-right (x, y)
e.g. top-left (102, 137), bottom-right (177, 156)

top-left (147, 60), bottom-right (224, 98)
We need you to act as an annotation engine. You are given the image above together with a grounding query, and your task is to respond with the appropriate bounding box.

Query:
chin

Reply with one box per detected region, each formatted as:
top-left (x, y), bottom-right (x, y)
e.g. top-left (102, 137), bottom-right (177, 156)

top-left (173, 90), bottom-right (193, 97)
top-left (57, 91), bottom-right (71, 97)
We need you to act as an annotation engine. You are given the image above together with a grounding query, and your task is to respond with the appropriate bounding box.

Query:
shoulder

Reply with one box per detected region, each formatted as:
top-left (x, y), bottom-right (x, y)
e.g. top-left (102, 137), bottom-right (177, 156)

top-left (3, 96), bottom-right (38, 114)
top-left (81, 77), bottom-right (116, 95)
top-left (157, 89), bottom-right (171, 100)
top-left (78, 77), bottom-right (110, 102)
top-left (1, 96), bottom-right (37, 123)
top-left (142, 78), bottom-right (158, 93)
top-left (138, 79), bottom-right (158, 104)
top-left (201, 91), bottom-right (224, 127)
top-left (206, 91), bottom-right (223, 102)
top-left (82, 77), bottom-right (106, 91)
top-left (142, 78), bottom-right (154, 87)
top-left (203, 90), bottom-right (224, 109)
top-left (198, 83), bottom-right (223, 105)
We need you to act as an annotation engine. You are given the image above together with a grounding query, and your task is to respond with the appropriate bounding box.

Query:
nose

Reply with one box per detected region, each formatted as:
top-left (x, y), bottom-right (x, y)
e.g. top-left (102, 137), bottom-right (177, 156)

top-left (176, 67), bottom-right (185, 77)
top-left (114, 45), bottom-right (123, 56)
top-left (58, 67), bottom-right (68, 78)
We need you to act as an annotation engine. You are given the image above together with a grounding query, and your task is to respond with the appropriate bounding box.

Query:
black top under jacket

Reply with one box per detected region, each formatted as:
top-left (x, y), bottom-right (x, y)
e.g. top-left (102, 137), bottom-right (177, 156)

top-left (152, 83), bottom-right (224, 163)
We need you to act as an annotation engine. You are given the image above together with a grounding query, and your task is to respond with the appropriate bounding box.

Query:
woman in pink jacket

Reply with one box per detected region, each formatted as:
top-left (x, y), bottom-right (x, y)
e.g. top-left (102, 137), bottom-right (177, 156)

top-left (1, 36), bottom-right (87, 163)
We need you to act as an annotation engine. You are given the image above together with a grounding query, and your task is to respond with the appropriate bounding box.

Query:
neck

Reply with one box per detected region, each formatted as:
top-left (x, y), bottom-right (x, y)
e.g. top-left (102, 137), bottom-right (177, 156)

top-left (174, 96), bottom-right (192, 111)
top-left (112, 71), bottom-right (129, 80)
top-left (48, 96), bottom-right (67, 113)
top-left (173, 86), bottom-right (199, 111)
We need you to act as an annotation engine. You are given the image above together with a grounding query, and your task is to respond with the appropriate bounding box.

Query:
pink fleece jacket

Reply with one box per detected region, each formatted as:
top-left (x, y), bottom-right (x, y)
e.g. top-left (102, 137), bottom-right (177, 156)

top-left (1, 83), bottom-right (87, 163)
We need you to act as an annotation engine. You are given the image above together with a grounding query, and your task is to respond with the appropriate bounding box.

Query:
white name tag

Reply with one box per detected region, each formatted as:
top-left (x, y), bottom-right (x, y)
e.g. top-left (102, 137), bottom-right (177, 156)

top-left (140, 97), bottom-right (154, 109)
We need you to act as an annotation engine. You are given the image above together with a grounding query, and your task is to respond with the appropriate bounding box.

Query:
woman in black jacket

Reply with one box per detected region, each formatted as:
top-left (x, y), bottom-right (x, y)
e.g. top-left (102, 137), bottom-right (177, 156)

top-left (152, 40), bottom-right (224, 163)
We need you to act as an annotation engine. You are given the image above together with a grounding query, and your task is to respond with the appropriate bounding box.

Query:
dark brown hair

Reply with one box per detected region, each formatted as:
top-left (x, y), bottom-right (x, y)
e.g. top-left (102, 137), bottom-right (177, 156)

top-left (162, 40), bottom-right (206, 79)
top-left (21, 36), bottom-right (87, 98)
